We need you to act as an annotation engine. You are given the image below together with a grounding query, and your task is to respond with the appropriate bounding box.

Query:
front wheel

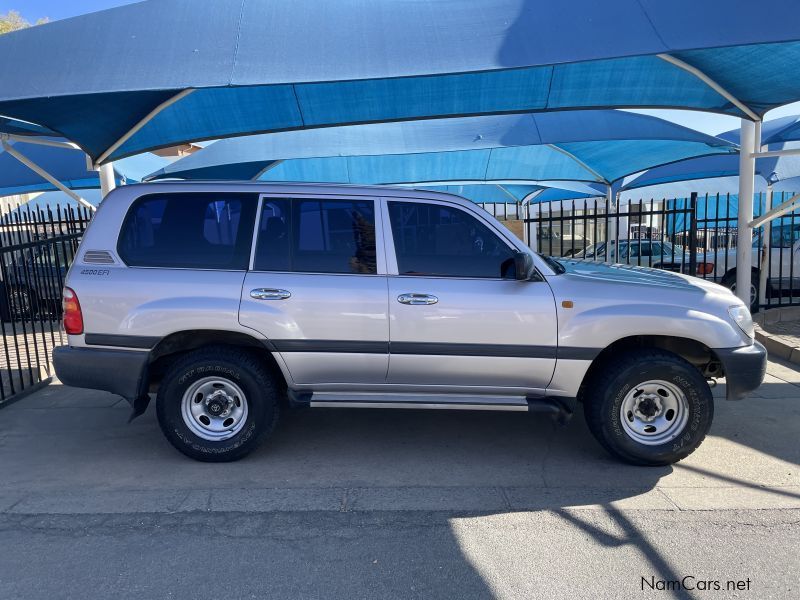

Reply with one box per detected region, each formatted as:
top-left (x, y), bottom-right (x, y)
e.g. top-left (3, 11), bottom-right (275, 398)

top-left (156, 346), bottom-right (279, 462)
top-left (583, 350), bottom-right (713, 466)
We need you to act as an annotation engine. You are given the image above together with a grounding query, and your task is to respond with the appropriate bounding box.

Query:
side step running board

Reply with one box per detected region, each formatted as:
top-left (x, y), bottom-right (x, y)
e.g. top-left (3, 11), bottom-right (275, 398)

top-left (310, 401), bottom-right (529, 412)
top-left (289, 390), bottom-right (573, 423)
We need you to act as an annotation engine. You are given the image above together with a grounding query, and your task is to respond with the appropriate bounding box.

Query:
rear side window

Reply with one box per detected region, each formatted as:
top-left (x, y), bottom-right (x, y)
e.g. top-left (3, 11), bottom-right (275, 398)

top-left (118, 193), bottom-right (258, 269)
top-left (254, 198), bottom-right (377, 274)
top-left (388, 201), bottom-right (515, 278)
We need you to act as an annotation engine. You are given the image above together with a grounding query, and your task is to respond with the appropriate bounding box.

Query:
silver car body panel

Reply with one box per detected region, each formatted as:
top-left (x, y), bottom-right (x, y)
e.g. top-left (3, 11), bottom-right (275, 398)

top-left (63, 181), bottom-right (755, 405)
top-left (380, 196), bottom-right (557, 391)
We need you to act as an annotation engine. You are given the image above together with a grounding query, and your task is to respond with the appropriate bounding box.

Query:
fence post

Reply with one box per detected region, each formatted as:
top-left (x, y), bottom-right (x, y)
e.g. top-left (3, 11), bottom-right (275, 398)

top-left (759, 187), bottom-right (773, 309)
top-left (688, 192), bottom-right (698, 277)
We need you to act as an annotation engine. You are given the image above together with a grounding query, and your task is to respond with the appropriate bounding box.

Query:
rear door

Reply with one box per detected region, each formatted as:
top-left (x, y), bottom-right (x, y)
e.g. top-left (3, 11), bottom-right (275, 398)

top-left (383, 198), bottom-right (557, 391)
top-left (239, 194), bottom-right (389, 384)
top-left (81, 191), bottom-right (258, 344)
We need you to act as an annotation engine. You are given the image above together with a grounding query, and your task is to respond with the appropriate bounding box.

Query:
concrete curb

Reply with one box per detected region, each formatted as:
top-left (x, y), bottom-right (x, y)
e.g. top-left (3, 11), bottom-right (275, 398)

top-left (754, 306), bottom-right (800, 365)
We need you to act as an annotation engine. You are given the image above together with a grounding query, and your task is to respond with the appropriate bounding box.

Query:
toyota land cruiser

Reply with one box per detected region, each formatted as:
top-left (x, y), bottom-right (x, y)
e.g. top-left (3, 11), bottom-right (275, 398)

top-left (53, 182), bottom-right (767, 465)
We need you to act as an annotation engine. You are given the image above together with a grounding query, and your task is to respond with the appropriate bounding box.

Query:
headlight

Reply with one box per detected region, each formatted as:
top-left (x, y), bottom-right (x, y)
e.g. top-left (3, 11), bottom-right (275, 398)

top-left (728, 305), bottom-right (754, 338)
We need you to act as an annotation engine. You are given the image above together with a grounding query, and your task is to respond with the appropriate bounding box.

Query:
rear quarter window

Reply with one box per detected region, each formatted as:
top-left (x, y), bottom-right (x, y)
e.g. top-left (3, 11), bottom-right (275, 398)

top-left (117, 192), bottom-right (258, 269)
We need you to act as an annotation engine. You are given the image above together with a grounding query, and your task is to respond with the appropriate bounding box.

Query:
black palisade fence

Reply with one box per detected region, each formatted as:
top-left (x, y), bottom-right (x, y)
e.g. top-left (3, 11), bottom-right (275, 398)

top-left (1, 191), bottom-right (799, 406)
top-left (519, 191), bottom-right (800, 310)
top-left (0, 201), bottom-right (92, 406)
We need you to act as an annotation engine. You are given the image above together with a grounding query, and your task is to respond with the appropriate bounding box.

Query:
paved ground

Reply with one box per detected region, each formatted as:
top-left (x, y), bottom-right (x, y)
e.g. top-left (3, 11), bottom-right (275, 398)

top-left (0, 360), bottom-right (799, 599)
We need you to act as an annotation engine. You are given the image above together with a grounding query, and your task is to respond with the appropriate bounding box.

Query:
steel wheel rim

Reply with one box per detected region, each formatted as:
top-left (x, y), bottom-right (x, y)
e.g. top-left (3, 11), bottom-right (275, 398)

top-left (619, 379), bottom-right (689, 446)
top-left (180, 376), bottom-right (248, 442)
top-left (10, 288), bottom-right (31, 316)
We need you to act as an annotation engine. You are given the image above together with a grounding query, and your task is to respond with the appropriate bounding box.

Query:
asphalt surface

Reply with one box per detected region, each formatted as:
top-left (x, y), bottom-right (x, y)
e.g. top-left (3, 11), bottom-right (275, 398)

top-left (1, 359), bottom-right (799, 599)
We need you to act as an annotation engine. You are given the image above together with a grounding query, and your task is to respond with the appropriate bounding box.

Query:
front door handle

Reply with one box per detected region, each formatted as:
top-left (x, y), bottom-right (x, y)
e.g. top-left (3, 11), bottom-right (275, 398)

top-left (397, 293), bottom-right (438, 305)
top-left (250, 288), bottom-right (291, 300)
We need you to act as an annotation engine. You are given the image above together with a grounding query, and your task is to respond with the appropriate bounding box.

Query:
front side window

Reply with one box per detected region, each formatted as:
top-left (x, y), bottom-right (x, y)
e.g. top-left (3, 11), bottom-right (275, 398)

top-left (388, 201), bottom-right (515, 278)
top-left (254, 198), bottom-right (377, 274)
top-left (118, 193), bottom-right (257, 269)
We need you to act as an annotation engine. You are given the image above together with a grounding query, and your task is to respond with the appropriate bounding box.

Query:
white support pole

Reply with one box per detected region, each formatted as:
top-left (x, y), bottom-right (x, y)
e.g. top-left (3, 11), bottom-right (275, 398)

top-left (528, 203), bottom-right (540, 251)
top-left (736, 119), bottom-right (758, 305)
top-left (521, 190), bottom-right (544, 251)
top-left (617, 191), bottom-right (629, 242)
top-left (0, 140), bottom-right (96, 211)
top-left (98, 162), bottom-right (116, 198)
top-left (606, 184), bottom-right (617, 261)
top-left (759, 185), bottom-right (773, 304)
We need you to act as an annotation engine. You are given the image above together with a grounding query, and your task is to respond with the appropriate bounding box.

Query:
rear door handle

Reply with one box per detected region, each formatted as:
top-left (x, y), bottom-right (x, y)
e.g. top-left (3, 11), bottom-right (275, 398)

top-left (397, 293), bottom-right (438, 305)
top-left (250, 288), bottom-right (291, 300)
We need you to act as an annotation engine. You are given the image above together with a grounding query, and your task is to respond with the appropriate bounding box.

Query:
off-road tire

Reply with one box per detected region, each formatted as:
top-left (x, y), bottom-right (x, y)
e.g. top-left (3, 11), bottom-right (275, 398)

top-left (583, 349), bottom-right (714, 466)
top-left (156, 346), bottom-right (279, 462)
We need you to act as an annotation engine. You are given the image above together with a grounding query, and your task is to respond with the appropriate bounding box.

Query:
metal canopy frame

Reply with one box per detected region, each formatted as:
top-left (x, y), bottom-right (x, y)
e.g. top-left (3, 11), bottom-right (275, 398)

top-left (94, 89), bottom-right (195, 167)
top-left (656, 53), bottom-right (764, 305)
top-left (4, 46), bottom-right (795, 303)
top-left (0, 133), bottom-right (98, 211)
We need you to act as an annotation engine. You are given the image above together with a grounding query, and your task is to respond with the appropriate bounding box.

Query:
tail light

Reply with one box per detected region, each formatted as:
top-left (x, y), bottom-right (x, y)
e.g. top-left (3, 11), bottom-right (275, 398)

top-left (63, 287), bottom-right (84, 335)
top-left (696, 262), bottom-right (715, 276)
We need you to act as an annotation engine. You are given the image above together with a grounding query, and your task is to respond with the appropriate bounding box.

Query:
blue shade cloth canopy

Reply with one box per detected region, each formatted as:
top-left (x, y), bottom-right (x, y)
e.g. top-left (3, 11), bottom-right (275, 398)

top-left (253, 141), bottom-right (734, 186)
top-left (623, 117), bottom-right (800, 191)
top-left (718, 114), bottom-right (800, 145)
top-left (405, 184), bottom-right (601, 204)
top-left (0, 137), bottom-right (169, 198)
top-left (147, 111), bottom-right (735, 187)
top-left (0, 116), bottom-right (58, 137)
top-left (0, 0), bottom-right (799, 163)
top-left (415, 185), bottom-right (544, 204)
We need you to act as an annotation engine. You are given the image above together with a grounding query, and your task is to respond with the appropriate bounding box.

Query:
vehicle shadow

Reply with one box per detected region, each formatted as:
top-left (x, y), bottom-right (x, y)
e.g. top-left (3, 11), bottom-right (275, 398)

top-left (265, 406), bottom-right (671, 492)
top-left (0, 397), bottom-right (680, 600)
top-left (707, 375), bottom-right (800, 468)
top-left (7, 387), bottom-right (793, 598)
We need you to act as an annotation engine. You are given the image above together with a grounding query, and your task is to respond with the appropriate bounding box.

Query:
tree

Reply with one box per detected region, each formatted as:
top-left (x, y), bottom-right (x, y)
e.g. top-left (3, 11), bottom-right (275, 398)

top-left (0, 10), bottom-right (48, 35)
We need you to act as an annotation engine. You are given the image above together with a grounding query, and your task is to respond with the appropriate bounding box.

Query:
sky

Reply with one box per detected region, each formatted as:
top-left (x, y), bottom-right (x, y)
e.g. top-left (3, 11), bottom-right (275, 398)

top-left (2, 0), bottom-right (138, 21)
top-left (5, 0), bottom-right (800, 138)
top-left (627, 104), bottom-right (800, 136)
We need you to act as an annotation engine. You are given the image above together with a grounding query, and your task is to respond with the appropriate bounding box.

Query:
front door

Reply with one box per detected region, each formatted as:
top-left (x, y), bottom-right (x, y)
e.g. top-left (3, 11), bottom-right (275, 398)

top-left (239, 194), bottom-right (389, 384)
top-left (384, 199), bottom-right (557, 391)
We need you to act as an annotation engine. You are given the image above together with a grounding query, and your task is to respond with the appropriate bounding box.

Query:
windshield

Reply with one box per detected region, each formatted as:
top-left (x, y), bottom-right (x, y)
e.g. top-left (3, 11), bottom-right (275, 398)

top-left (575, 242), bottom-right (607, 259)
top-left (572, 239), bottom-right (685, 261)
top-left (752, 224), bottom-right (800, 249)
top-left (538, 252), bottom-right (565, 274)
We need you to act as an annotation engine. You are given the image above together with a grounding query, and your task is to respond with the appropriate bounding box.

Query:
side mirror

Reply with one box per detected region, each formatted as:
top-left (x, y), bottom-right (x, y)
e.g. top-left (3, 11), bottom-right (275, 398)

top-left (514, 251), bottom-right (534, 280)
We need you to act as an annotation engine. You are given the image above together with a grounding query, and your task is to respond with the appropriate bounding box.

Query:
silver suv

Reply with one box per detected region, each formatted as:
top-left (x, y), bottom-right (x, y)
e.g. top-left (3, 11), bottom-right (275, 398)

top-left (53, 182), bottom-right (767, 465)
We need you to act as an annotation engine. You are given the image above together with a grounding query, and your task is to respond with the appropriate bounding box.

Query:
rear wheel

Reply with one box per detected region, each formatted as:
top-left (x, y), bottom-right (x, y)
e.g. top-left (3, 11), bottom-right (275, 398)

top-left (583, 349), bottom-right (713, 466)
top-left (156, 346), bottom-right (279, 462)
